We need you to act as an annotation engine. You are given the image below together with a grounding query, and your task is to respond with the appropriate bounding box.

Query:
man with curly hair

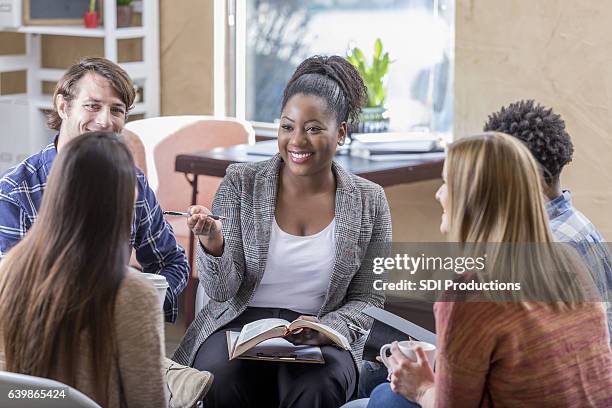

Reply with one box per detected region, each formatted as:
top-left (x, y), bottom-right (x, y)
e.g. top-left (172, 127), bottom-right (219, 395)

top-left (484, 100), bottom-right (611, 342)
top-left (484, 100), bottom-right (574, 199)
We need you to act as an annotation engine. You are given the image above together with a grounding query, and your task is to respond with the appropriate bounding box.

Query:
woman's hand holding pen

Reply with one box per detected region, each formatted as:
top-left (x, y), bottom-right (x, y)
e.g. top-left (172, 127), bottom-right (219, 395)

top-left (188, 205), bottom-right (225, 256)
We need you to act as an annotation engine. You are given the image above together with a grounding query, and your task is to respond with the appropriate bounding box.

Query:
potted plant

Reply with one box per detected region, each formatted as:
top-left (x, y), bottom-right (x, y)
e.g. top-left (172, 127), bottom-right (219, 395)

top-left (117, 0), bottom-right (134, 28)
top-left (346, 38), bottom-right (391, 133)
top-left (84, 0), bottom-right (98, 28)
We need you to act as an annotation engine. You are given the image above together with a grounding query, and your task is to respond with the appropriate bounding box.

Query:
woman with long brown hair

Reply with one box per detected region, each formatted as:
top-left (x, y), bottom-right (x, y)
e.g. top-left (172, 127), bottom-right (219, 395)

top-left (365, 132), bottom-right (612, 407)
top-left (0, 132), bottom-right (167, 407)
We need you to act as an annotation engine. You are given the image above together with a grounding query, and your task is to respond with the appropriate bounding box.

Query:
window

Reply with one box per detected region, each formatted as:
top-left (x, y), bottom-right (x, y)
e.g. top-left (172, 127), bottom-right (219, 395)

top-left (223, 0), bottom-right (454, 134)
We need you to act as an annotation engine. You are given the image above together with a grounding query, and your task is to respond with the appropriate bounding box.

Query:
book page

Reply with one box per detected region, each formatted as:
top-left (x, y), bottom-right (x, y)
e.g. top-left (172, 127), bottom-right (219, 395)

top-left (233, 318), bottom-right (292, 358)
top-left (237, 318), bottom-right (290, 346)
top-left (287, 319), bottom-right (351, 350)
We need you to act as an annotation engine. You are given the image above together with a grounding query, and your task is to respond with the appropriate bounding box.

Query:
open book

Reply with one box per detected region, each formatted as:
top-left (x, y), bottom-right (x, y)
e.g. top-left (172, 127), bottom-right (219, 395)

top-left (228, 318), bottom-right (351, 360)
top-left (226, 331), bottom-right (325, 363)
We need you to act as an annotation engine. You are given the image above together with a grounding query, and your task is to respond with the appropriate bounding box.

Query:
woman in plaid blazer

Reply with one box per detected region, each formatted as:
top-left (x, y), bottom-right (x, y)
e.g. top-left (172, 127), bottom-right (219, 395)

top-left (173, 56), bottom-right (392, 408)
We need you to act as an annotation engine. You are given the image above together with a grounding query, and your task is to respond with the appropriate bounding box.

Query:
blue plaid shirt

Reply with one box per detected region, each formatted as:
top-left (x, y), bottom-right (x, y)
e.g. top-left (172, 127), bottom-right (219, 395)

top-left (547, 190), bottom-right (612, 342)
top-left (0, 138), bottom-right (189, 323)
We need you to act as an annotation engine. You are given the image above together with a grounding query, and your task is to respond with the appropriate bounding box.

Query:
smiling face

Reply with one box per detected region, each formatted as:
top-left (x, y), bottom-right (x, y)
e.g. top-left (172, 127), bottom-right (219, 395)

top-left (277, 93), bottom-right (346, 178)
top-left (56, 73), bottom-right (127, 151)
top-left (435, 161), bottom-right (450, 235)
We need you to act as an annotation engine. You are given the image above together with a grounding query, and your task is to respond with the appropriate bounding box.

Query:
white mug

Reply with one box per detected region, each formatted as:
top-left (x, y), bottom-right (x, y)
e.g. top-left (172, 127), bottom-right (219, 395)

top-left (130, 267), bottom-right (168, 307)
top-left (379, 340), bottom-right (436, 372)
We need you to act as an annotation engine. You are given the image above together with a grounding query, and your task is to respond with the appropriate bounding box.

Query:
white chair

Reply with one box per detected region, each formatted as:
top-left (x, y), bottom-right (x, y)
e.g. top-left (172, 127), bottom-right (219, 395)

top-left (0, 371), bottom-right (100, 407)
top-left (123, 116), bottom-right (255, 276)
top-left (125, 116), bottom-right (254, 324)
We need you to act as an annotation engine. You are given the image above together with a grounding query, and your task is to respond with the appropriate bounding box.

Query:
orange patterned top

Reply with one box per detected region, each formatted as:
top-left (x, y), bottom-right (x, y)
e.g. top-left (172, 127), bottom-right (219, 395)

top-left (433, 301), bottom-right (612, 407)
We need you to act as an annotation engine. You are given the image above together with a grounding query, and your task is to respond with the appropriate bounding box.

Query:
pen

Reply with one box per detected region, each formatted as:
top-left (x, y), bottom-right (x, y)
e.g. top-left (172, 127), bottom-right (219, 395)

top-left (162, 211), bottom-right (227, 220)
top-left (347, 323), bottom-right (369, 336)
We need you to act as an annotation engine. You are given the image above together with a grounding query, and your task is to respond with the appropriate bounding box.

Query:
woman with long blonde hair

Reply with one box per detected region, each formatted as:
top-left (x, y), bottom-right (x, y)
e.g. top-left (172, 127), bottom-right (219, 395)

top-left (367, 132), bottom-right (612, 407)
top-left (0, 132), bottom-right (168, 407)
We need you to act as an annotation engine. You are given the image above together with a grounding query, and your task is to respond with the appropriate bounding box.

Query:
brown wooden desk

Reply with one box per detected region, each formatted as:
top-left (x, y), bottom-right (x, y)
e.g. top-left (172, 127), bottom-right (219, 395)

top-left (175, 140), bottom-right (445, 326)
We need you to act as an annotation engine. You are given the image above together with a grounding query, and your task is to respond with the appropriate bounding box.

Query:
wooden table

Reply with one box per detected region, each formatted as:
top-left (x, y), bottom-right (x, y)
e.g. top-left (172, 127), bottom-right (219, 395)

top-left (176, 140), bottom-right (444, 187)
top-left (175, 140), bottom-right (445, 325)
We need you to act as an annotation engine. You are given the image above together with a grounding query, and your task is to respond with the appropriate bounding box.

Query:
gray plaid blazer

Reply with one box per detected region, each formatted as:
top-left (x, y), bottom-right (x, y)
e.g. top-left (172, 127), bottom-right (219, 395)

top-left (173, 154), bottom-right (392, 367)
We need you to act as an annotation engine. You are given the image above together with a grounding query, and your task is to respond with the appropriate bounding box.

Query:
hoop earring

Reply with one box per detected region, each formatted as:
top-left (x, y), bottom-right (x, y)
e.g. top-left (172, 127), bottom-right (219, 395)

top-left (338, 139), bottom-right (345, 146)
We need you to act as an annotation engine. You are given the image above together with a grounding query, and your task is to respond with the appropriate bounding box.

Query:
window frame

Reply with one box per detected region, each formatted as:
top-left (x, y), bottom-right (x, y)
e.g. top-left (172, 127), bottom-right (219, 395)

top-left (216, 0), bottom-right (455, 136)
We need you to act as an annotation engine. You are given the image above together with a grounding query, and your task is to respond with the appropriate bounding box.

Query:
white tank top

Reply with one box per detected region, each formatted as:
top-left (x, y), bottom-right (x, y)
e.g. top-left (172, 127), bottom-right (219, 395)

top-left (249, 217), bottom-right (336, 315)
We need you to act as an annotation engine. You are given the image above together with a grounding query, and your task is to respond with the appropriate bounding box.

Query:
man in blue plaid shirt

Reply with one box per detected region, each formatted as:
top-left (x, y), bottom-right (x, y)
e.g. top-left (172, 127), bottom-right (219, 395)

top-left (0, 57), bottom-right (189, 324)
top-left (485, 100), bottom-right (612, 341)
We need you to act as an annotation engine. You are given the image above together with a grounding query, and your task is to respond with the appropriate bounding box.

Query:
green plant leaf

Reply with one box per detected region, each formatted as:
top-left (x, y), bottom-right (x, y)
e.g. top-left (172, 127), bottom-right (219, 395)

top-left (353, 48), bottom-right (365, 64)
top-left (374, 38), bottom-right (382, 60)
top-left (348, 47), bottom-right (367, 75)
top-left (345, 39), bottom-right (391, 107)
top-left (380, 53), bottom-right (390, 76)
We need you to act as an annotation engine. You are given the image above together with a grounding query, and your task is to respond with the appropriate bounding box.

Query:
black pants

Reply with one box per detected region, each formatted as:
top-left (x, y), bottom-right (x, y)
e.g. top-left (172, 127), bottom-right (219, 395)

top-left (193, 307), bottom-right (357, 408)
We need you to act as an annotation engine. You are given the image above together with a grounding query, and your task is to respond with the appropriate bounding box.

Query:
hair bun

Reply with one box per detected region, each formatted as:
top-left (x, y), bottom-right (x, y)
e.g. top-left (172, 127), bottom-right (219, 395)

top-left (282, 55), bottom-right (367, 125)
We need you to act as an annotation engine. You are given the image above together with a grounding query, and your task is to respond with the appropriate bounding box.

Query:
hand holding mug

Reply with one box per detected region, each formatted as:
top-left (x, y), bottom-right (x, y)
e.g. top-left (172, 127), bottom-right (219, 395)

top-left (379, 340), bottom-right (436, 402)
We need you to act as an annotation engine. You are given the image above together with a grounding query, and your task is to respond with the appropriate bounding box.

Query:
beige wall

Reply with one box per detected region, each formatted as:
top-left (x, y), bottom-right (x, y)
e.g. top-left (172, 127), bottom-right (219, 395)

top-left (160, 0), bottom-right (213, 115)
top-left (455, 0), bottom-right (612, 239)
top-left (386, 181), bottom-right (444, 242)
